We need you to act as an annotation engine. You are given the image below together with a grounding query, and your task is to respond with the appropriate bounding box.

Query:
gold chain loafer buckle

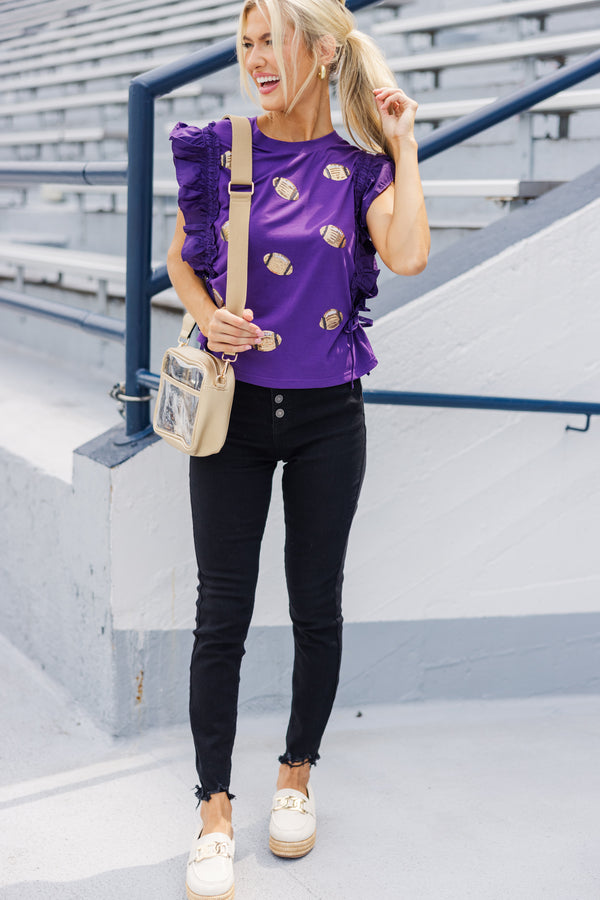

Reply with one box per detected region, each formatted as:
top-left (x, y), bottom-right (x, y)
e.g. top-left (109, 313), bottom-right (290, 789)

top-left (272, 795), bottom-right (308, 814)
top-left (188, 840), bottom-right (232, 866)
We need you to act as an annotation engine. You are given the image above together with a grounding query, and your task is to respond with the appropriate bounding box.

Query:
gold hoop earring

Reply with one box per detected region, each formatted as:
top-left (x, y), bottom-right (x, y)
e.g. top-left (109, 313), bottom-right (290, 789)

top-left (317, 64), bottom-right (327, 81)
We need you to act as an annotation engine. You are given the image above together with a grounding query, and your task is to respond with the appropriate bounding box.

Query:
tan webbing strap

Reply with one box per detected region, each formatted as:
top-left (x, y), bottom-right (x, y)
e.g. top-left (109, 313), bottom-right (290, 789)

top-left (178, 312), bottom-right (196, 343)
top-left (222, 115), bottom-right (253, 318)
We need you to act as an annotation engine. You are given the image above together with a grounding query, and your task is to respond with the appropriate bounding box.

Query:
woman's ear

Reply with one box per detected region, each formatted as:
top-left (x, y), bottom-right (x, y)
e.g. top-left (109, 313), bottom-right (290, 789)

top-left (318, 34), bottom-right (337, 68)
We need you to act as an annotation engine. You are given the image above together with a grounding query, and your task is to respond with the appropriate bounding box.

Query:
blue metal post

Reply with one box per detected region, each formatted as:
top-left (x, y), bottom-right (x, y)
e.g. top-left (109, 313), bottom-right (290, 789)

top-left (124, 80), bottom-right (155, 437)
top-left (124, 40), bottom-right (238, 438)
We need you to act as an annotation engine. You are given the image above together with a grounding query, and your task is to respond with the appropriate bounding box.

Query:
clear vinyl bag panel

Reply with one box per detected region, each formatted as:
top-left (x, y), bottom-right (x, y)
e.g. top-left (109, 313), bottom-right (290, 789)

top-left (155, 379), bottom-right (199, 447)
top-left (165, 351), bottom-right (205, 391)
top-left (155, 350), bottom-right (205, 448)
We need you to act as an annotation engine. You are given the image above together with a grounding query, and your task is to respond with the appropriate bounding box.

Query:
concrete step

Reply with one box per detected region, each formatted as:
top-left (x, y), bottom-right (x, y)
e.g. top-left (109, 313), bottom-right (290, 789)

top-left (0, 336), bottom-right (121, 483)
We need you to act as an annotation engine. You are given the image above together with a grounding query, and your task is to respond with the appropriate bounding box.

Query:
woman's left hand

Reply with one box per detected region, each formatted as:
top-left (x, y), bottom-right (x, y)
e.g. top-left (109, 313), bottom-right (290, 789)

top-left (373, 86), bottom-right (418, 147)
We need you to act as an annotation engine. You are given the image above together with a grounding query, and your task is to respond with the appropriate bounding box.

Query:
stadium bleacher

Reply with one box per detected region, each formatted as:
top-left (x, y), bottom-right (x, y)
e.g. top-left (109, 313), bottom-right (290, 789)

top-left (0, 0), bottom-right (599, 307)
top-left (373, 0), bottom-right (600, 37)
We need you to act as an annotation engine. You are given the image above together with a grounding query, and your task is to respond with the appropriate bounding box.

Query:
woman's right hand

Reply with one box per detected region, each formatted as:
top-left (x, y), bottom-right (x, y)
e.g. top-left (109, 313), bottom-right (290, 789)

top-left (205, 306), bottom-right (264, 354)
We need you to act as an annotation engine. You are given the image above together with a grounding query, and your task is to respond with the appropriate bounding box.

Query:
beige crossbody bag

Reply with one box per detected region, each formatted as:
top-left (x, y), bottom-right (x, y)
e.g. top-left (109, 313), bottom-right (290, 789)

top-left (153, 115), bottom-right (253, 456)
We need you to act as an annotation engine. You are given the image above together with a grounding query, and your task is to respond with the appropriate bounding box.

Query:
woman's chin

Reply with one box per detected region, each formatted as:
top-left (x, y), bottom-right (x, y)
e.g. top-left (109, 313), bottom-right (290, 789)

top-left (258, 96), bottom-right (284, 112)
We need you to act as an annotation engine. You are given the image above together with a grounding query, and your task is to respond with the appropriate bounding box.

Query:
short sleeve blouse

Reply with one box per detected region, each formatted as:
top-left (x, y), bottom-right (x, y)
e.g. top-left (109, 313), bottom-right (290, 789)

top-left (170, 117), bottom-right (394, 388)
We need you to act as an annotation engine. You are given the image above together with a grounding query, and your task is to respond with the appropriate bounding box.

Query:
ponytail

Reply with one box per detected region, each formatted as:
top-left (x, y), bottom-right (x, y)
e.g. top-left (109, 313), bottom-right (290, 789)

top-left (335, 28), bottom-right (397, 158)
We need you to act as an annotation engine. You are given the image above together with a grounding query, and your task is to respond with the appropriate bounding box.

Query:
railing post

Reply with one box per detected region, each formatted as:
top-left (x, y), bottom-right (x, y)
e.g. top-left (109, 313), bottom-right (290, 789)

top-left (125, 79), bottom-right (155, 437)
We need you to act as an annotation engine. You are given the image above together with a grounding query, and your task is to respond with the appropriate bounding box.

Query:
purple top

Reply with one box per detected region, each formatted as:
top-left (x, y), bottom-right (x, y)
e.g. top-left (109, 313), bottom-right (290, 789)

top-left (170, 116), bottom-right (394, 388)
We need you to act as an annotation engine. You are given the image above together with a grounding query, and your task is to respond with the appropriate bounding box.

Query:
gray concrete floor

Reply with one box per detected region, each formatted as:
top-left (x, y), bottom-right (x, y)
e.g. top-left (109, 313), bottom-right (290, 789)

top-left (1, 632), bottom-right (599, 900)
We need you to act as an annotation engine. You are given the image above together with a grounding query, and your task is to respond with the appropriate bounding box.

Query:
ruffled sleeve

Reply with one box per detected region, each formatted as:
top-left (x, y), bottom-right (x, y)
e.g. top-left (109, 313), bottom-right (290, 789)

top-left (358, 153), bottom-right (395, 229)
top-left (169, 121), bottom-right (221, 280)
top-left (350, 151), bottom-right (395, 316)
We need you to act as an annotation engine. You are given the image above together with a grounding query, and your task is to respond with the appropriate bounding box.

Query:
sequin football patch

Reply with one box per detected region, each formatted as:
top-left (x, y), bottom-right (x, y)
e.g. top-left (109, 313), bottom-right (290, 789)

top-left (273, 176), bottom-right (300, 201)
top-left (319, 309), bottom-right (344, 330)
top-left (253, 330), bottom-right (282, 351)
top-left (323, 163), bottom-right (350, 181)
top-left (264, 252), bottom-right (294, 275)
top-left (320, 225), bottom-right (346, 248)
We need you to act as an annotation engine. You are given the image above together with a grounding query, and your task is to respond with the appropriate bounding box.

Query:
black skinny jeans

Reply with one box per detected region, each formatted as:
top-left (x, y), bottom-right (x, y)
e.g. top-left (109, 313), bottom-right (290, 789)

top-left (189, 378), bottom-right (367, 801)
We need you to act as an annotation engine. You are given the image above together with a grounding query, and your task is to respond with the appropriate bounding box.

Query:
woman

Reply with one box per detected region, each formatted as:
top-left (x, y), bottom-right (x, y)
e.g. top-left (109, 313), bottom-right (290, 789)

top-left (167, 1), bottom-right (429, 897)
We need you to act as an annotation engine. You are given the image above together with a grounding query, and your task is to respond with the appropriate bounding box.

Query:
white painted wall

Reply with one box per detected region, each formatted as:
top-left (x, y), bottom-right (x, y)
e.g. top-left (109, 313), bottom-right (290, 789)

top-left (110, 441), bottom-right (195, 632)
top-left (344, 197), bottom-right (600, 623)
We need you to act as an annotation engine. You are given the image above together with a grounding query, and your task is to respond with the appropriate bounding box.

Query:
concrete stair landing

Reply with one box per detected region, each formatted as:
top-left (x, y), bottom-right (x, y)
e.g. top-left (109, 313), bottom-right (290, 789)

top-left (1, 632), bottom-right (599, 899)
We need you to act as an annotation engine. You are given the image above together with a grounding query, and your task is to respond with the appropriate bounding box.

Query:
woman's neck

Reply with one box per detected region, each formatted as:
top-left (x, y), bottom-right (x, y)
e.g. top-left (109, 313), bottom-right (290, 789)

top-left (257, 99), bottom-right (334, 143)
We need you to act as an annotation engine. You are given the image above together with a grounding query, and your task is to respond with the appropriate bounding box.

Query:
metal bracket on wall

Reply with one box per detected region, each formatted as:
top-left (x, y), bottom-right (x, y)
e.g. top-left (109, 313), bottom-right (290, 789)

top-left (566, 414), bottom-right (592, 433)
top-left (109, 382), bottom-right (152, 419)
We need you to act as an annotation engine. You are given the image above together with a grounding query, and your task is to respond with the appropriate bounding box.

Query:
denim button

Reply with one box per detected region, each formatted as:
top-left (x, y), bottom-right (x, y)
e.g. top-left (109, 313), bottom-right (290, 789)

top-left (274, 394), bottom-right (284, 404)
top-left (275, 408), bottom-right (285, 419)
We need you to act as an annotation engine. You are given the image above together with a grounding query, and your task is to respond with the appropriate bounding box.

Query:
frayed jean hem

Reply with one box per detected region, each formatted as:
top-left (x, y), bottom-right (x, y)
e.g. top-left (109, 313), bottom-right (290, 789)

top-left (193, 784), bottom-right (236, 806)
top-left (278, 751), bottom-right (320, 768)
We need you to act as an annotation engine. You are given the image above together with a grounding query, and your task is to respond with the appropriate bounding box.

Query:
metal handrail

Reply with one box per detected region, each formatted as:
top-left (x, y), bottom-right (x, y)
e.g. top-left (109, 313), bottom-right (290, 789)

top-left (361, 391), bottom-right (599, 433)
top-left (134, 43), bottom-right (600, 437)
top-left (0, 161), bottom-right (127, 186)
top-left (1, 0), bottom-right (599, 437)
top-left (136, 370), bottom-right (600, 432)
top-left (0, 285), bottom-right (126, 340)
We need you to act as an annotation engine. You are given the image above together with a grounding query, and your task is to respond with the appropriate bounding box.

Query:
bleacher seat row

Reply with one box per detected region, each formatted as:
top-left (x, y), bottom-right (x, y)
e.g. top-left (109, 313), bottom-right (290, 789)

top-left (0, 0), bottom-right (599, 286)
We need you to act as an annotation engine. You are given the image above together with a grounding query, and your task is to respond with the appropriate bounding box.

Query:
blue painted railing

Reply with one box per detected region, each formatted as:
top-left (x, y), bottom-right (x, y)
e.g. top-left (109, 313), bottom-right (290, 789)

top-left (125, 34), bottom-right (600, 438)
top-left (1, 0), bottom-right (600, 438)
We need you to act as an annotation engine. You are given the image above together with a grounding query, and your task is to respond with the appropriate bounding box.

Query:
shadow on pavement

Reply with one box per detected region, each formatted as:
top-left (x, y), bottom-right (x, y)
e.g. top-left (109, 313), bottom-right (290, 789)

top-left (1, 856), bottom-right (188, 900)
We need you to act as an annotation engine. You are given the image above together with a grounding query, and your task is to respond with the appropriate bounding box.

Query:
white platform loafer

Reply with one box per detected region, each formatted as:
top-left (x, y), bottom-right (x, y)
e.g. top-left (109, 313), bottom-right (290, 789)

top-left (186, 830), bottom-right (235, 900)
top-left (269, 784), bottom-right (316, 858)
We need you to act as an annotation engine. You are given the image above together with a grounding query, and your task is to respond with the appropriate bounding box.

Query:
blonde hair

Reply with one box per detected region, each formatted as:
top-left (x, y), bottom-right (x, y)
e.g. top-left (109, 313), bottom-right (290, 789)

top-left (236, 0), bottom-right (397, 157)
